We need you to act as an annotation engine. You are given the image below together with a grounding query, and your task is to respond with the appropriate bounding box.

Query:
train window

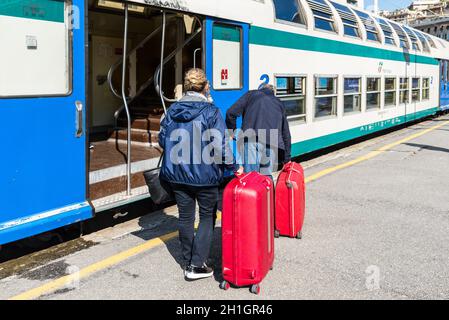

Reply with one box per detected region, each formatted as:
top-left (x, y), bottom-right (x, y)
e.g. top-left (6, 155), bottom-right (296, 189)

top-left (212, 24), bottom-right (242, 91)
top-left (399, 78), bottom-right (410, 104)
top-left (343, 77), bottom-right (361, 114)
top-left (403, 26), bottom-right (421, 51)
top-left (366, 77), bottom-right (381, 109)
top-left (330, 1), bottom-right (360, 38)
top-left (306, 0), bottom-right (336, 33)
top-left (422, 78), bottom-right (430, 100)
top-left (314, 76), bottom-right (338, 118)
top-left (414, 30), bottom-right (431, 53)
top-left (377, 18), bottom-right (396, 46)
top-left (390, 22), bottom-right (410, 49)
top-left (275, 76), bottom-right (307, 123)
top-left (423, 33), bottom-right (437, 48)
top-left (273, 0), bottom-right (306, 25)
top-left (353, 9), bottom-right (380, 43)
top-left (412, 78), bottom-right (421, 102)
top-left (0, 0), bottom-right (71, 97)
top-left (384, 77), bottom-right (397, 107)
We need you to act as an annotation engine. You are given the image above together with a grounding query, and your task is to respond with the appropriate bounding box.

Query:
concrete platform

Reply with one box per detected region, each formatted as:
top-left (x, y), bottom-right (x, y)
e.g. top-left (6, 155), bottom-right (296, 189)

top-left (2, 115), bottom-right (449, 300)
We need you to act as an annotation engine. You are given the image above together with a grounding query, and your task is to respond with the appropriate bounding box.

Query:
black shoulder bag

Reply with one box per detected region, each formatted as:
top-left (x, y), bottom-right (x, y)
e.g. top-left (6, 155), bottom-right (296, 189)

top-left (143, 152), bottom-right (175, 205)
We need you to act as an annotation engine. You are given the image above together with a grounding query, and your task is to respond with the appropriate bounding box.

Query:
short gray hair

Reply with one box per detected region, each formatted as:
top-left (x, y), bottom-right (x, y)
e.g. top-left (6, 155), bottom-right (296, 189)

top-left (261, 83), bottom-right (275, 92)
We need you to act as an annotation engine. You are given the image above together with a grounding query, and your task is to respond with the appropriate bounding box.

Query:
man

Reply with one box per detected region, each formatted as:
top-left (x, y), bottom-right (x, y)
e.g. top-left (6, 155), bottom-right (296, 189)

top-left (226, 84), bottom-right (292, 177)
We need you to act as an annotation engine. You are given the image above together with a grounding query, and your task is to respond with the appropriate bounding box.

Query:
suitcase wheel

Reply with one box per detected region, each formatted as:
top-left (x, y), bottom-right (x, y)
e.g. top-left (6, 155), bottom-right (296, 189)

top-left (250, 284), bottom-right (261, 295)
top-left (220, 281), bottom-right (230, 291)
top-left (274, 230), bottom-right (280, 238)
top-left (296, 231), bottom-right (303, 239)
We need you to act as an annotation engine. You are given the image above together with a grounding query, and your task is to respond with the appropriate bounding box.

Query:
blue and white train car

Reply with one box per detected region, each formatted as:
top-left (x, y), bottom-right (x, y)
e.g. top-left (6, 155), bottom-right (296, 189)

top-left (1, 0), bottom-right (449, 246)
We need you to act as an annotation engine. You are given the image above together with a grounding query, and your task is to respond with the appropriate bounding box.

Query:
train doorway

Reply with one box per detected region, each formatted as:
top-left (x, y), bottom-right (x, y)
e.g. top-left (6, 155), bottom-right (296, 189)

top-left (86, 1), bottom-right (204, 211)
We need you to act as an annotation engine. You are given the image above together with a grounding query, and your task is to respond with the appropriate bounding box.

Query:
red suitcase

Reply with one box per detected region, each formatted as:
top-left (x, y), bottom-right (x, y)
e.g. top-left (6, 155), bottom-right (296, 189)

top-left (220, 171), bottom-right (275, 295)
top-left (275, 162), bottom-right (306, 239)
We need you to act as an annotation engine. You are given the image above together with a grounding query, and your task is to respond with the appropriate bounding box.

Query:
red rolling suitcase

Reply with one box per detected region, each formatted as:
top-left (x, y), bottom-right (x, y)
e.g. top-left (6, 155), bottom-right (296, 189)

top-left (220, 171), bottom-right (275, 295)
top-left (275, 162), bottom-right (306, 239)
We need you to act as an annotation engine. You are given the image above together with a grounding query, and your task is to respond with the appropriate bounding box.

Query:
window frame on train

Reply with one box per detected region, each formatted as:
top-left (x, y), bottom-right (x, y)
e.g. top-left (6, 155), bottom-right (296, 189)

top-left (414, 30), bottom-right (431, 53)
top-left (422, 78), bottom-right (430, 101)
top-left (275, 75), bottom-right (307, 124)
top-left (314, 75), bottom-right (338, 119)
top-left (343, 77), bottom-right (362, 114)
top-left (376, 18), bottom-right (397, 47)
top-left (352, 9), bottom-right (380, 43)
top-left (403, 25), bottom-right (421, 52)
top-left (423, 33), bottom-right (437, 48)
top-left (211, 23), bottom-right (243, 91)
top-left (306, 0), bottom-right (338, 34)
top-left (399, 77), bottom-right (410, 104)
top-left (272, 0), bottom-right (307, 28)
top-left (384, 77), bottom-right (397, 108)
top-left (412, 77), bottom-right (421, 102)
top-left (329, 1), bottom-right (361, 39)
top-left (366, 77), bottom-right (381, 110)
top-left (0, 0), bottom-right (73, 98)
top-left (390, 22), bottom-right (410, 50)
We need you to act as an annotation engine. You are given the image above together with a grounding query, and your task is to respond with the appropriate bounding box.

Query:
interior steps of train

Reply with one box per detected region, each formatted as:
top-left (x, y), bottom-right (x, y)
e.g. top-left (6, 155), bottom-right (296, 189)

top-left (90, 101), bottom-right (165, 204)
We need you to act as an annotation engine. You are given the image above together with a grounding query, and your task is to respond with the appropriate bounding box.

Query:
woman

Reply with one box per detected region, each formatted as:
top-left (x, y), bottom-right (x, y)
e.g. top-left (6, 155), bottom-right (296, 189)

top-left (158, 68), bottom-right (239, 281)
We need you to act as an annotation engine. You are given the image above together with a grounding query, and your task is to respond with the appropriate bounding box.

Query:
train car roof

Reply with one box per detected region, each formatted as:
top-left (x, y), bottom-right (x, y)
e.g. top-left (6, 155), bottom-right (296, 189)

top-left (124, 0), bottom-right (449, 60)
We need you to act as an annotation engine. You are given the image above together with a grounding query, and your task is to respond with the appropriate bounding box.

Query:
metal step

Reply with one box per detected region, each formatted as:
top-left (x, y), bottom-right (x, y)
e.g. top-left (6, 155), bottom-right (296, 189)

top-left (91, 186), bottom-right (151, 213)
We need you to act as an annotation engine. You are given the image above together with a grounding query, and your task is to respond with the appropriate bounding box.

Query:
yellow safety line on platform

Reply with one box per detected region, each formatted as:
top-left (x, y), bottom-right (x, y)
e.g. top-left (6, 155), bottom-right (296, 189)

top-left (9, 119), bottom-right (449, 300)
top-left (305, 120), bottom-right (449, 183)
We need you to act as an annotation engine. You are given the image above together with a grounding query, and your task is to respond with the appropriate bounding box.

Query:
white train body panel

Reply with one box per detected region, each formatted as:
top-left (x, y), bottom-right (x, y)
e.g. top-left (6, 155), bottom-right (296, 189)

top-left (125, 1), bottom-right (449, 154)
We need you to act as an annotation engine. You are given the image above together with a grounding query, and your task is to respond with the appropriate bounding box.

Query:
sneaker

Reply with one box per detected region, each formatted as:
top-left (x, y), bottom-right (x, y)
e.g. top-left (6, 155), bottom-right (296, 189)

top-left (185, 263), bottom-right (214, 281)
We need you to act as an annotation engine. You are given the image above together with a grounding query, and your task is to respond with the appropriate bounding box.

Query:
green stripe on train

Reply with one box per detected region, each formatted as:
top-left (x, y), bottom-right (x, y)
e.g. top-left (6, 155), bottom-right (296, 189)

top-left (292, 107), bottom-right (439, 156)
top-left (250, 26), bottom-right (439, 66)
top-left (213, 24), bottom-right (241, 42)
top-left (0, 0), bottom-right (64, 23)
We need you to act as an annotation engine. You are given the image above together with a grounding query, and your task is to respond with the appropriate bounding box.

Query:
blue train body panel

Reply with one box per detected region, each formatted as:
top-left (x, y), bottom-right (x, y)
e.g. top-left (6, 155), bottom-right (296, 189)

top-left (441, 61), bottom-right (449, 111)
top-left (0, 0), bottom-right (92, 245)
top-left (441, 82), bottom-right (449, 111)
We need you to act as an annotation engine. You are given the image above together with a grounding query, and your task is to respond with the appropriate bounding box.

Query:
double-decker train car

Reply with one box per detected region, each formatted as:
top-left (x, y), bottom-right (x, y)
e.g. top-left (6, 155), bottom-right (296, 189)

top-left (1, 0), bottom-right (449, 246)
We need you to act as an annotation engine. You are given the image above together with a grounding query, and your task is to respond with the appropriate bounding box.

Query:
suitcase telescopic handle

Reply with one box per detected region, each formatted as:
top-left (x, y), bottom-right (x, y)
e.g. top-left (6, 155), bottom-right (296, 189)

top-left (235, 171), bottom-right (250, 181)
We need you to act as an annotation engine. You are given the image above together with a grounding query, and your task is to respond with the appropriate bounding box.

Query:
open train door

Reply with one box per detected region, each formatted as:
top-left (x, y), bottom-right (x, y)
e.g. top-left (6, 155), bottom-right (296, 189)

top-left (0, 0), bottom-right (92, 245)
top-left (205, 18), bottom-right (249, 123)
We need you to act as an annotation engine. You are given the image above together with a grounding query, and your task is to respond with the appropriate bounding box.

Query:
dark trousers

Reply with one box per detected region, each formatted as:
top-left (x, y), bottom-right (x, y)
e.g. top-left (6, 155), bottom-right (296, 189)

top-left (171, 183), bottom-right (218, 267)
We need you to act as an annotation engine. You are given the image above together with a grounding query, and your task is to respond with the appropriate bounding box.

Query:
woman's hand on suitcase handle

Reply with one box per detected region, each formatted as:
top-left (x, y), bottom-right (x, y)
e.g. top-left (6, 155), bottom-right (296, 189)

top-left (235, 166), bottom-right (244, 176)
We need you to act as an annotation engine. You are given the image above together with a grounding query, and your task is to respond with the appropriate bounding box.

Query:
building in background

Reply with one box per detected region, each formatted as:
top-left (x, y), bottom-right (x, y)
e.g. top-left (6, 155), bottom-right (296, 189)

top-left (380, 0), bottom-right (449, 41)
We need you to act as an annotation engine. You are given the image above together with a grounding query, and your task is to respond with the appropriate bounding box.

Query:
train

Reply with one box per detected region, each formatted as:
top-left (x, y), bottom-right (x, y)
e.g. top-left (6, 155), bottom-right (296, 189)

top-left (1, 0), bottom-right (449, 246)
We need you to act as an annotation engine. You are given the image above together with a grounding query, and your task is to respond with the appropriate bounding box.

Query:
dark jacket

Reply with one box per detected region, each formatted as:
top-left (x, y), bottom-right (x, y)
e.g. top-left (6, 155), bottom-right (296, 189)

top-left (159, 99), bottom-right (235, 187)
top-left (226, 88), bottom-right (292, 162)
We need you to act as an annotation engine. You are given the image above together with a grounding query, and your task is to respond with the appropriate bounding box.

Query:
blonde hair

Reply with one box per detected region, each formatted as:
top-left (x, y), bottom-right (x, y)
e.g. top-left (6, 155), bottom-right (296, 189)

top-left (184, 68), bottom-right (208, 93)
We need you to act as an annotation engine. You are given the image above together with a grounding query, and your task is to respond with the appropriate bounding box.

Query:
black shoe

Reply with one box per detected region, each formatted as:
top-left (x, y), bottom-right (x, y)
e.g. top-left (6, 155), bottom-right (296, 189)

top-left (185, 263), bottom-right (214, 281)
top-left (182, 264), bottom-right (189, 277)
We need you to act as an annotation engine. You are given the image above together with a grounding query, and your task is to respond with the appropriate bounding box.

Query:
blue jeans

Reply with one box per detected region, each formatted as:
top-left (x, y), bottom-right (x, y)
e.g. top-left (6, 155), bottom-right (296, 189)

top-left (171, 183), bottom-right (218, 267)
top-left (238, 142), bottom-right (277, 178)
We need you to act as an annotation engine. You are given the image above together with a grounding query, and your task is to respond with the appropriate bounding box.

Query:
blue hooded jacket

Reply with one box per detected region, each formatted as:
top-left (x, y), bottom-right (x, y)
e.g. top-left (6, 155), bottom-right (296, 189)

top-left (159, 100), bottom-right (236, 187)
